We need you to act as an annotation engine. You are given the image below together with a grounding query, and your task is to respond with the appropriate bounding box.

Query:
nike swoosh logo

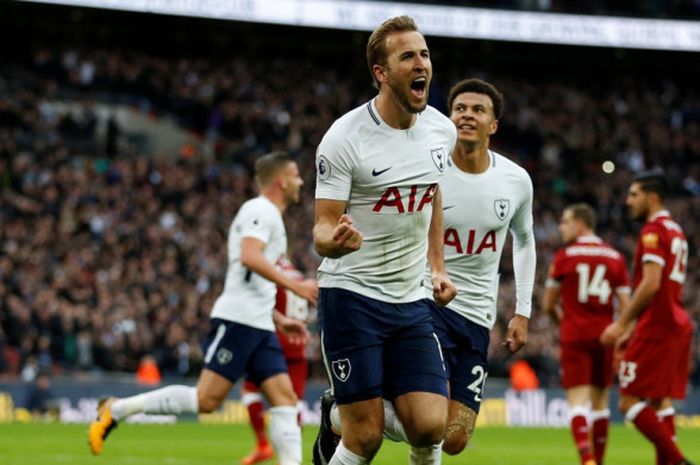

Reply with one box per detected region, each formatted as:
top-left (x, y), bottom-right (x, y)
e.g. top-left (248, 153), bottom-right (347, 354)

top-left (443, 205), bottom-right (456, 210)
top-left (372, 167), bottom-right (392, 176)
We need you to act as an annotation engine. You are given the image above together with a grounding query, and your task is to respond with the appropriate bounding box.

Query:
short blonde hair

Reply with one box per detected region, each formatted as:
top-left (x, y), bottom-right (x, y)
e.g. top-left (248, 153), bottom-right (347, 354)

top-left (254, 151), bottom-right (293, 188)
top-left (366, 15), bottom-right (418, 89)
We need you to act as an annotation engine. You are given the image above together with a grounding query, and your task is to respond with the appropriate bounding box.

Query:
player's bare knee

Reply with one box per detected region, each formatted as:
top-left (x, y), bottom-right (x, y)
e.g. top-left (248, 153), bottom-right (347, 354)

top-left (617, 397), bottom-right (634, 415)
top-left (197, 394), bottom-right (222, 413)
top-left (346, 428), bottom-right (383, 458)
top-left (405, 422), bottom-right (445, 448)
top-left (442, 433), bottom-right (468, 456)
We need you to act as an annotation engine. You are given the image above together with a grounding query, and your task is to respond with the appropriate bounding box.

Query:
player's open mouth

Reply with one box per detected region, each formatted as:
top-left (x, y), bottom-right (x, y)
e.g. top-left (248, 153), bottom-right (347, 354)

top-left (458, 123), bottom-right (477, 131)
top-left (410, 77), bottom-right (426, 99)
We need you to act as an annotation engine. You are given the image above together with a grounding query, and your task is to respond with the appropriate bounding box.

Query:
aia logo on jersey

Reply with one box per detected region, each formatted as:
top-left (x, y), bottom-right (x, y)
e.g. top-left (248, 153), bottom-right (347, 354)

top-left (373, 183), bottom-right (437, 213)
top-left (494, 199), bottom-right (510, 220)
top-left (332, 358), bottom-right (352, 382)
top-left (445, 228), bottom-right (497, 254)
top-left (431, 147), bottom-right (446, 173)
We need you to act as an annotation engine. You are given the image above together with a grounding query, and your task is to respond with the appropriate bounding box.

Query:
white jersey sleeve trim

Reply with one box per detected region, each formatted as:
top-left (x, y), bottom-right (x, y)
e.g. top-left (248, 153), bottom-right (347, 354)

top-left (615, 286), bottom-right (631, 294)
top-left (545, 277), bottom-right (560, 288)
top-left (642, 253), bottom-right (665, 267)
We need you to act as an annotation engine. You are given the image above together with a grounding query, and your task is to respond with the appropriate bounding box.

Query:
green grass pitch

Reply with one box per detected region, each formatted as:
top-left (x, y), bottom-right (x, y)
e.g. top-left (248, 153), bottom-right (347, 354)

top-left (0, 423), bottom-right (698, 464)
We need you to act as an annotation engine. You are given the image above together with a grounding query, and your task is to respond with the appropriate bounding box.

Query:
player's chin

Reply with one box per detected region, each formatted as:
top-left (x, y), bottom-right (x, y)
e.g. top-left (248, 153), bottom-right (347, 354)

top-left (407, 100), bottom-right (428, 114)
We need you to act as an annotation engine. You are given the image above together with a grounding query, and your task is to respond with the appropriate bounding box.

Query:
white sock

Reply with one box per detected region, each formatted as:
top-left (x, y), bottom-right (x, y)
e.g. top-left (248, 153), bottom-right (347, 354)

top-left (269, 406), bottom-right (302, 465)
top-left (410, 441), bottom-right (443, 465)
top-left (241, 392), bottom-right (264, 407)
top-left (329, 440), bottom-right (370, 465)
top-left (330, 403), bottom-right (342, 433)
top-left (625, 401), bottom-right (647, 422)
top-left (382, 399), bottom-right (408, 443)
top-left (111, 385), bottom-right (198, 421)
top-left (590, 409), bottom-right (611, 422)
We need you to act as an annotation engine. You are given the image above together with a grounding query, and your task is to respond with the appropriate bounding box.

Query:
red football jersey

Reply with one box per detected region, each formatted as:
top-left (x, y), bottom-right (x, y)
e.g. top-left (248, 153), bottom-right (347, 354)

top-left (631, 210), bottom-right (691, 340)
top-left (275, 258), bottom-right (309, 360)
top-left (548, 236), bottom-right (630, 342)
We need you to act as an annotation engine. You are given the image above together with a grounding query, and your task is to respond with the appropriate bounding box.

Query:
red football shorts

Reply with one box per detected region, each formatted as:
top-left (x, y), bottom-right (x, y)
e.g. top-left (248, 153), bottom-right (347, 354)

top-left (619, 331), bottom-right (692, 399)
top-left (560, 338), bottom-right (613, 388)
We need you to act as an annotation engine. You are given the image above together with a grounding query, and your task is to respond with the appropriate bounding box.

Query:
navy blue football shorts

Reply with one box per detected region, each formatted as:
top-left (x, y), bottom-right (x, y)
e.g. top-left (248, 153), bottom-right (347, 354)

top-left (203, 318), bottom-right (288, 386)
top-left (429, 301), bottom-right (490, 413)
top-left (319, 287), bottom-right (448, 405)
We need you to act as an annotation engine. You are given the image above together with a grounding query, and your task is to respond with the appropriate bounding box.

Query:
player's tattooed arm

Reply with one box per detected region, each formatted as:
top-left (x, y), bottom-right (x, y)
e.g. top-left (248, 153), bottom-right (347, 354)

top-left (314, 199), bottom-right (363, 258)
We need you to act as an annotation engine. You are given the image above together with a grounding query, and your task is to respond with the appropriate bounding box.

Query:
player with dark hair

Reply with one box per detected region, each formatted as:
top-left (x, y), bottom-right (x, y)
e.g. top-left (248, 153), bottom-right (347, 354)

top-left (601, 168), bottom-right (694, 465)
top-left (313, 15), bottom-right (457, 465)
top-left (543, 202), bottom-right (630, 465)
top-left (89, 152), bottom-right (317, 465)
top-left (418, 76), bottom-right (536, 461)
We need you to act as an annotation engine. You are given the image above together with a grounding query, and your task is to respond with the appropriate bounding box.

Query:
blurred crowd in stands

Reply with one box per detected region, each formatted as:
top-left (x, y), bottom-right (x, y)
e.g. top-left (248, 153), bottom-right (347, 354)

top-left (0, 44), bottom-right (699, 389)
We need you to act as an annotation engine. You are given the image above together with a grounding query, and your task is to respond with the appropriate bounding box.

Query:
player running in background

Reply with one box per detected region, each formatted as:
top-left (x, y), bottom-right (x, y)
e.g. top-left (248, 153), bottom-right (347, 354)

top-left (313, 15), bottom-right (457, 465)
top-left (240, 258), bottom-right (311, 465)
top-left (601, 169), bottom-right (694, 465)
top-left (420, 77), bottom-right (535, 461)
top-left (88, 152), bottom-right (318, 465)
top-left (543, 203), bottom-right (631, 465)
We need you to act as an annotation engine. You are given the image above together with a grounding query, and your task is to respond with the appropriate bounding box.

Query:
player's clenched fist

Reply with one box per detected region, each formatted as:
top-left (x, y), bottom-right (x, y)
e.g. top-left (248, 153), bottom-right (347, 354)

top-left (432, 272), bottom-right (457, 306)
top-left (332, 214), bottom-right (363, 253)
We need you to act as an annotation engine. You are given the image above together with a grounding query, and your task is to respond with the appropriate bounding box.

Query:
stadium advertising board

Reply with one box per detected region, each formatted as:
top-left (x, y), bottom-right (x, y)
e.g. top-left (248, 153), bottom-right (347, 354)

top-left (18, 0), bottom-right (700, 52)
top-left (2, 385), bottom-right (699, 427)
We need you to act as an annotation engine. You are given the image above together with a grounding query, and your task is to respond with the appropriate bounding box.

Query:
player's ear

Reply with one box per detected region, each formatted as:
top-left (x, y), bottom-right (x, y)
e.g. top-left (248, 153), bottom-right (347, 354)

top-left (373, 64), bottom-right (387, 85)
top-left (489, 119), bottom-right (499, 136)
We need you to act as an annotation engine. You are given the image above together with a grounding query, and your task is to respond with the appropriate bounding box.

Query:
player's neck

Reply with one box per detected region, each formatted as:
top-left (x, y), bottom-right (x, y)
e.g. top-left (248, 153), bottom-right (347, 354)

top-left (452, 143), bottom-right (490, 174)
top-left (375, 92), bottom-right (417, 129)
top-left (261, 190), bottom-right (288, 213)
top-left (575, 230), bottom-right (597, 242)
top-left (645, 203), bottom-right (665, 221)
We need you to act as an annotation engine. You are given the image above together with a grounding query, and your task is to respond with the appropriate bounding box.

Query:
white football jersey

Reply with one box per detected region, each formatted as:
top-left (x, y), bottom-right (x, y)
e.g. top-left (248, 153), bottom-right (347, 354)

top-left (210, 196), bottom-right (287, 331)
top-left (425, 151), bottom-right (534, 329)
top-left (315, 98), bottom-right (457, 303)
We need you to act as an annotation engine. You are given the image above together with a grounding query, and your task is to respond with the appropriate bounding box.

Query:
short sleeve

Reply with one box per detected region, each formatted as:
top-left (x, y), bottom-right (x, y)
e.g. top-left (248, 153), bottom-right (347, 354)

top-left (639, 224), bottom-right (667, 267)
top-left (237, 202), bottom-right (275, 244)
top-left (315, 129), bottom-right (354, 201)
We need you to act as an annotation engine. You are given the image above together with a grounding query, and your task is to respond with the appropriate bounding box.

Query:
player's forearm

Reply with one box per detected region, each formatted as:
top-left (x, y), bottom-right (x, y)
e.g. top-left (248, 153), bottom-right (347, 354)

top-left (313, 222), bottom-right (344, 258)
top-left (541, 287), bottom-right (559, 323)
top-left (618, 277), bottom-right (659, 327)
top-left (241, 250), bottom-right (297, 291)
top-left (428, 188), bottom-right (446, 274)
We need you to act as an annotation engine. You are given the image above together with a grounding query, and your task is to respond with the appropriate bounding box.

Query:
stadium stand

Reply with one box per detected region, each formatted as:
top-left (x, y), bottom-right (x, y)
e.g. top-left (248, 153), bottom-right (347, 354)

top-left (0, 2), bottom-right (698, 387)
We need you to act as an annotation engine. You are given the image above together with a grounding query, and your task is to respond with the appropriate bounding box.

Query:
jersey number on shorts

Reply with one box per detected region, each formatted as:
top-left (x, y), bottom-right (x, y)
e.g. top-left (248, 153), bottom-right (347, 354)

top-left (467, 365), bottom-right (488, 402)
top-left (618, 361), bottom-right (637, 388)
top-left (575, 263), bottom-right (611, 304)
top-left (669, 237), bottom-right (688, 284)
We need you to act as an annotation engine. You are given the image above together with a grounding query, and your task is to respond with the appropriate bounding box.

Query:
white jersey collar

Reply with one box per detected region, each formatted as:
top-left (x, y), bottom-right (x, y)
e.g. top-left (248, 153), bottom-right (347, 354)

top-left (576, 235), bottom-right (603, 244)
top-left (649, 210), bottom-right (671, 221)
